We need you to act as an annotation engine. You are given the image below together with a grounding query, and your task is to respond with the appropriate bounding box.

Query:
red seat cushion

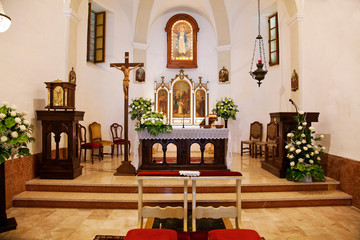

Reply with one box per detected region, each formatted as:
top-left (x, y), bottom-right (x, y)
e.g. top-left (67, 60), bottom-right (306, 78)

top-left (208, 229), bottom-right (262, 240)
top-left (137, 172), bottom-right (180, 176)
top-left (81, 142), bottom-right (101, 148)
top-left (114, 139), bottom-right (130, 144)
top-left (125, 229), bottom-right (177, 240)
top-left (200, 171), bottom-right (242, 176)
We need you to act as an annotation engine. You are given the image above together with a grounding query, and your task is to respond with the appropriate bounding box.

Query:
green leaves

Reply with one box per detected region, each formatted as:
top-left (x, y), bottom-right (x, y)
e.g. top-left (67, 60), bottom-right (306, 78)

top-left (5, 117), bottom-right (15, 128)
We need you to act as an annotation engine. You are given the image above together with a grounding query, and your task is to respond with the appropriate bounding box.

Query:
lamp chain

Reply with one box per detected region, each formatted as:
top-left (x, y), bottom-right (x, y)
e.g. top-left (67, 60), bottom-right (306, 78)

top-left (258, 0), bottom-right (261, 36)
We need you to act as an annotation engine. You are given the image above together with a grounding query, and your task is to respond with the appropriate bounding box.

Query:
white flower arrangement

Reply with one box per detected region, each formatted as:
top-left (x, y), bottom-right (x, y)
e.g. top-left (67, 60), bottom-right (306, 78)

top-left (212, 97), bottom-right (239, 120)
top-left (129, 97), bottom-right (153, 121)
top-left (286, 111), bottom-right (325, 182)
top-left (0, 102), bottom-right (35, 163)
top-left (135, 111), bottom-right (172, 136)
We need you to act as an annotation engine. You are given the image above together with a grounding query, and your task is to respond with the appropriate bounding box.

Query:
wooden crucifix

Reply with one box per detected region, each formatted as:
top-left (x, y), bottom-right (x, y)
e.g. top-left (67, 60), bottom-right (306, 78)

top-left (110, 52), bottom-right (143, 175)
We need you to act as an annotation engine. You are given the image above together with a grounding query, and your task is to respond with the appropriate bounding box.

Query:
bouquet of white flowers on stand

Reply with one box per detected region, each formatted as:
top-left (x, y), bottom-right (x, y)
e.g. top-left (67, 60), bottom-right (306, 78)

top-left (285, 111), bottom-right (325, 182)
top-left (0, 101), bottom-right (35, 164)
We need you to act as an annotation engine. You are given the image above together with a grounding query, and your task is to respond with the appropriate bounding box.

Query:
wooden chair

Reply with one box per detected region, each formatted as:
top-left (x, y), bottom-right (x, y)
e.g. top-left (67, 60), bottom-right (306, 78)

top-left (110, 123), bottom-right (131, 156)
top-left (254, 121), bottom-right (278, 160)
top-left (78, 124), bottom-right (102, 164)
top-left (240, 121), bottom-right (263, 157)
top-left (89, 122), bottom-right (114, 158)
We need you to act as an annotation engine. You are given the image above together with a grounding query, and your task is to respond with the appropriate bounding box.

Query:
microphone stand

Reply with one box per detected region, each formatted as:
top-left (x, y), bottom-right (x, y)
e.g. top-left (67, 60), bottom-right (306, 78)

top-left (289, 99), bottom-right (299, 113)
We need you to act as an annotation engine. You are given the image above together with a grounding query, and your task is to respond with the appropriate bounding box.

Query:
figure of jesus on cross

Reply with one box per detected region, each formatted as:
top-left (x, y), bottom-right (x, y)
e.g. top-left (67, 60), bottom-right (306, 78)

top-left (110, 52), bottom-right (143, 175)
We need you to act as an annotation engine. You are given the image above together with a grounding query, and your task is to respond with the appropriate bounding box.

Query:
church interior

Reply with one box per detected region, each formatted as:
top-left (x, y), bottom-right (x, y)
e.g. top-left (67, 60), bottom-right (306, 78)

top-left (0, 0), bottom-right (360, 239)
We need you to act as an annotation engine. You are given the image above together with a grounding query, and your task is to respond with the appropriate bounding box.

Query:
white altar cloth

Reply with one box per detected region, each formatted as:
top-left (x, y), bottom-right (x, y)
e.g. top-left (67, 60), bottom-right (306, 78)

top-left (133, 128), bottom-right (232, 170)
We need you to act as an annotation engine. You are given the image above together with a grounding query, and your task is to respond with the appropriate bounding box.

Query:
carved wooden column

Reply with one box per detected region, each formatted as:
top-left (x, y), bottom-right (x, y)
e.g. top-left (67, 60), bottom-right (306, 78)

top-left (36, 110), bottom-right (84, 179)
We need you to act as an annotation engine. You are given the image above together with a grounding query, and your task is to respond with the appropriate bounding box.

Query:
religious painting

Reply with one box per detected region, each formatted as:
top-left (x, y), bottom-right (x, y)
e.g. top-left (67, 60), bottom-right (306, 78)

top-left (173, 80), bottom-right (191, 118)
top-left (195, 89), bottom-right (206, 118)
top-left (291, 69), bottom-right (299, 91)
top-left (154, 70), bottom-right (209, 126)
top-left (135, 67), bottom-right (145, 83)
top-left (219, 66), bottom-right (229, 83)
top-left (157, 89), bottom-right (168, 117)
top-left (165, 14), bottom-right (199, 68)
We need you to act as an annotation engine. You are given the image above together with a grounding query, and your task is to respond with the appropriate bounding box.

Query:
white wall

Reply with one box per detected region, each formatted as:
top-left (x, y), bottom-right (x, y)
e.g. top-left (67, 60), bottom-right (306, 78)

top-left (0, 0), bottom-right (66, 154)
top-left (1, 0), bottom-right (359, 162)
top-left (302, 0), bottom-right (360, 161)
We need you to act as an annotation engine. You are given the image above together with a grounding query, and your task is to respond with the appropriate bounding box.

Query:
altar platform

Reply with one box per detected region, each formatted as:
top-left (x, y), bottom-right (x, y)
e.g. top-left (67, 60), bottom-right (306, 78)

top-left (12, 153), bottom-right (352, 210)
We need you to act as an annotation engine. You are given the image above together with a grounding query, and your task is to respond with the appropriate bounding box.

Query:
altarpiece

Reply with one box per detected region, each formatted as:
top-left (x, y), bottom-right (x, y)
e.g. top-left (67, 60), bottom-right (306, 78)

top-left (154, 69), bottom-right (209, 126)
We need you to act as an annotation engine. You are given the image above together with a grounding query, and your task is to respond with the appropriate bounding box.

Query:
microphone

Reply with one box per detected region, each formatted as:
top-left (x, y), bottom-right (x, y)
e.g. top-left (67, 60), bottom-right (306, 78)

top-left (289, 99), bottom-right (298, 113)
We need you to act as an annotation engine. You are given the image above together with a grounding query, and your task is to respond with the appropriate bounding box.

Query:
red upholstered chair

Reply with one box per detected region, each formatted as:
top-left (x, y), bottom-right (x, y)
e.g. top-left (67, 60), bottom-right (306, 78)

top-left (89, 122), bottom-right (114, 158)
top-left (124, 229), bottom-right (177, 240)
top-left (78, 124), bottom-right (102, 164)
top-left (110, 123), bottom-right (131, 156)
top-left (208, 229), bottom-right (262, 240)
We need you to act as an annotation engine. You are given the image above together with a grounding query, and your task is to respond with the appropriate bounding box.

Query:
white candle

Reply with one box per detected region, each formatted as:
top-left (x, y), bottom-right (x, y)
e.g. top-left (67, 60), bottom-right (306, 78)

top-left (205, 117), bottom-right (209, 125)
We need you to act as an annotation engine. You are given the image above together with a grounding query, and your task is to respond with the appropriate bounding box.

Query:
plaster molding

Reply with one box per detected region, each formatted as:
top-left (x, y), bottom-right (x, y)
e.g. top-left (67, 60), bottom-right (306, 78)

top-left (64, 8), bottom-right (80, 23)
top-left (215, 44), bottom-right (231, 52)
top-left (133, 42), bottom-right (149, 50)
top-left (287, 13), bottom-right (304, 27)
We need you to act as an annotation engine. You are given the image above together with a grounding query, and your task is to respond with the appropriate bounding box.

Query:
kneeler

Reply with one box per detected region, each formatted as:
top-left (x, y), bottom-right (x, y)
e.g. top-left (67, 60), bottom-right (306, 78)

top-left (208, 229), bottom-right (262, 240)
top-left (124, 229), bottom-right (177, 240)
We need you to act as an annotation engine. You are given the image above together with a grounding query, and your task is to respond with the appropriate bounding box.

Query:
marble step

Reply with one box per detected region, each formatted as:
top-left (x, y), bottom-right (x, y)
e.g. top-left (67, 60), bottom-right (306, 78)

top-left (13, 190), bottom-right (352, 209)
top-left (25, 179), bottom-right (340, 194)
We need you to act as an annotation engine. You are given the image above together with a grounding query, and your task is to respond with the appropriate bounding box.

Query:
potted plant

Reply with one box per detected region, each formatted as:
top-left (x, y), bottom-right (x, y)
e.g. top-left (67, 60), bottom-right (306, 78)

top-left (285, 111), bottom-right (325, 182)
top-left (212, 98), bottom-right (239, 128)
top-left (0, 101), bottom-right (35, 232)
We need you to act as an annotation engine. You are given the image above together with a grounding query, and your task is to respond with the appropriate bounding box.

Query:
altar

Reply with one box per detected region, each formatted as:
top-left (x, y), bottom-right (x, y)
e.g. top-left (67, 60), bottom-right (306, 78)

top-left (133, 128), bottom-right (232, 171)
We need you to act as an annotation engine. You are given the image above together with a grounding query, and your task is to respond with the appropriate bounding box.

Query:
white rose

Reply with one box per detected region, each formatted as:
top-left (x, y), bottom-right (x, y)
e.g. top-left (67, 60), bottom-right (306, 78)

top-left (10, 105), bottom-right (17, 110)
top-left (302, 140), bottom-right (306, 144)
top-left (301, 134), bottom-right (306, 137)
top-left (303, 146), bottom-right (308, 151)
top-left (295, 149), bottom-right (301, 154)
top-left (151, 120), bottom-right (155, 124)
top-left (309, 160), bottom-right (314, 164)
top-left (0, 113), bottom-right (5, 119)
top-left (290, 147), bottom-right (295, 152)
top-left (0, 136), bottom-right (7, 142)
top-left (307, 144), bottom-right (312, 148)
top-left (19, 125), bottom-right (26, 131)
top-left (302, 122), bottom-right (307, 126)
top-left (309, 127), bottom-right (314, 131)
top-left (298, 126), bottom-right (303, 130)
top-left (310, 152), bottom-right (314, 156)
top-left (290, 161), bottom-right (295, 167)
top-left (288, 155), bottom-right (294, 159)
top-left (322, 146), bottom-right (326, 150)
top-left (296, 141), bottom-right (301, 145)
top-left (317, 157), bottom-right (321, 161)
top-left (306, 154), bottom-right (310, 158)
top-left (11, 132), bottom-right (18, 138)
top-left (15, 117), bottom-right (21, 124)
top-left (299, 111), bottom-right (304, 115)
top-left (285, 144), bottom-right (290, 149)
top-left (314, 150), bottom-right (319, 155)
top-left (2, 101), bottom-right (9, 107)
top-left (287, 133), bottom-right (292, 137)
top-left (298, 158), bottom-right (304, 163)
top-left (320, 135), bottom-right (324, 139)
top-left (10, 111), bottom-right (16, 117)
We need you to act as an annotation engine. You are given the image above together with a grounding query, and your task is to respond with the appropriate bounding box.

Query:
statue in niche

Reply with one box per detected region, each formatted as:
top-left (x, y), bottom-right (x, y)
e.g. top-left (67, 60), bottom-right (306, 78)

top-left (291, 69), bottom-right (299, 91)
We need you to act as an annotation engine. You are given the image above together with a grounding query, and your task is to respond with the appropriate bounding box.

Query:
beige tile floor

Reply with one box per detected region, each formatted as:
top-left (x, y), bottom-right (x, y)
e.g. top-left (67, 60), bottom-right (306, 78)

top-left (1, 153), bottom-right (360, 240)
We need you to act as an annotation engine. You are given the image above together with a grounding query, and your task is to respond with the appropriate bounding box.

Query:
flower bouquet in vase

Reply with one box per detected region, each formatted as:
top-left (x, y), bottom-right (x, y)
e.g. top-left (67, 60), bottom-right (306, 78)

top-left (212, 98), bottom-right (239, 128)
top-left (285, 111), bottom-right (325, 182)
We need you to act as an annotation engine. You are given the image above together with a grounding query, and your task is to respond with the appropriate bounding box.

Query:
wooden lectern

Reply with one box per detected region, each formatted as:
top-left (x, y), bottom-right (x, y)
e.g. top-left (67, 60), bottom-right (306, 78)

top-left (261, 112), bottom-right (319, 178)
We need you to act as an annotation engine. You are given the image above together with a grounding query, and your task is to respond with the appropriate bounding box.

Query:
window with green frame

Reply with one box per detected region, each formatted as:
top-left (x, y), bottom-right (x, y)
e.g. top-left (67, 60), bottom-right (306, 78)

top-left (268, 13), bottom-right (279, 66)
top-left (87, 3), bottom-right (106, 63)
